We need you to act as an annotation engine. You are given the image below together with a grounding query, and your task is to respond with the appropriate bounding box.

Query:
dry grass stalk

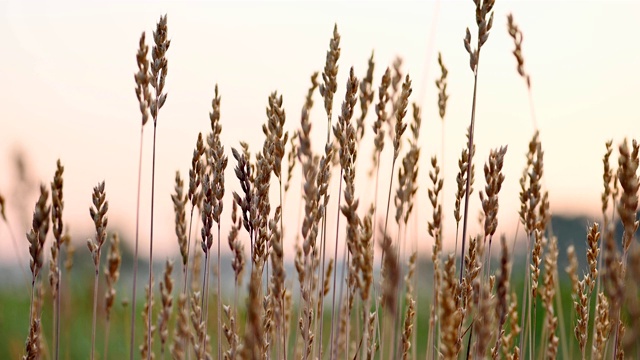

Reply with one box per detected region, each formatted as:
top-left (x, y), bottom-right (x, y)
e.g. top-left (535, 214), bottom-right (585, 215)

top-left (23, 318), bottom-right (41, 360)
top-left (501, 292), bottom-right (521, 359)
top-left (319, 23), bottom-right (341, 137)
top-left (232, 146), bottom-right (253, 248)
top-left (222, 304), bottom-right (239, 360)
top-left (47, 160), bottom-right (63, 360)
top-left (297, 149), bottom-right (320, 360)
top-left (171, 293), bottom-right (191, 360)
top-left (453, 131), bottom-right (475, 256)
top-left (172, 172), bottom-right (188, 280)
top-left (243, 271), bottom-right (264, 360)
top-left (370, 67), bottom-right (391, 177)
top-left (379, 76), bottom-right (412, 312)
top-left (388, 57), bottom-right (403, 133)
top-left (284, 133), bottom-right (298, 194)
top-left (540, 236), bottom-right (558, 357)
top-left (506, 13), bottom-right (530, 88)
top-left (573, 276), bottom-right (590, 356)
top-left (158, 259), bottom-right (174, 356)
top-left (401, 298), bottom-right (416, 360)
top-left (356, 51), bottom-right (375, 143)
top-left (357, 206), bottom-right (375, 358)
top-left (480, 145), bottom-right (507, 282)
top-left (268, 206), bottom-right (286, 359)
top-left (141, 281), bottom-right (156, 360)
top-left (426, 156), bottom-right (443, 357)
top-left (314, 149), bottom-right (333, 358)
top-left (395, 103), bottom-right (422, 226)
top-left (459, 0), bottom-right (495, 290)
top-left (27, 185), bottom-right (50, 292)
top-left (436, 52), bottom-right (449, 121)
top-left (187, 133), bottom-right (206, 282)
top-left (491, 236), bottom-right (510, 359)
top-left (297, 72), bottom-right (319, 164)
top-left (440, 254), bottom-right (462, 360)
top-left (473, 280), bottom-right (494, 359)
top-left (87, 181), bottom-right (108, 360)
top-left (103, 233), bottom-right (121, 360)
top-left (329, 66), bottom-right (359, 359)
top-left (565, 245), bottom-right (579, 295)
top-left (131, 29), bottom-right (152, 360)
top-left (616, 138), bottom-right (639, 261)
top-left (199, 173), bottom-right (215, 352)
top-left (146, 15), bottom-right (171, 360)
top-left (379, 230), bottom-right (400, 360)
top-left (436, 52), bottom-right (449, 197)
top-left (400, 252), bottom-right (417, 360)
top-left (316, 24), bottom-right (340, 358)
top-left (189, 291), bottom-right (209, 360)
top-left (594, 142), bottom-right (615, 344)
top-left (592, 292), bottom-right (611, 359)
top-left (459, 235), bottom-right (481, 345)
top-left (463, 0), bottom-right (495, 72)
top-left (614, 321), bottom-right (625, 360)
top-left (207, 84), bottom-right (228, 360)
top-left (228, 200), bottom-right (245, 301)
top-left (392, 75), bottom-right (411, 161)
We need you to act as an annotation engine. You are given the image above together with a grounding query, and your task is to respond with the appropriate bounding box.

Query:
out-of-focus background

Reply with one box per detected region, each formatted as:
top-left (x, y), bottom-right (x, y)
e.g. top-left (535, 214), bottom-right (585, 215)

top-left (0, 0), bottom-right (638, 357)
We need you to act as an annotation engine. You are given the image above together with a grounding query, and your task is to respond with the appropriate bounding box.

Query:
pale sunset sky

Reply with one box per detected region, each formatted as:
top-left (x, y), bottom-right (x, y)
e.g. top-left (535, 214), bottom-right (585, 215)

top-left (0, 0), bottom-right (638, 266)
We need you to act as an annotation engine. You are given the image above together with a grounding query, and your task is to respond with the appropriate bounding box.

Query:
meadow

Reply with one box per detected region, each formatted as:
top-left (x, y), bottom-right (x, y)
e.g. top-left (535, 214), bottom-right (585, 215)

top-left (1, 1), bottom-right (639, 359)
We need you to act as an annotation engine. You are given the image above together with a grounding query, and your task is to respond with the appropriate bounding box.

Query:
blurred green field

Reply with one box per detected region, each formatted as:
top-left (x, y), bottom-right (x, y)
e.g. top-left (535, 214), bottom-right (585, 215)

top-left (0, 256), bottom-right (583, 360)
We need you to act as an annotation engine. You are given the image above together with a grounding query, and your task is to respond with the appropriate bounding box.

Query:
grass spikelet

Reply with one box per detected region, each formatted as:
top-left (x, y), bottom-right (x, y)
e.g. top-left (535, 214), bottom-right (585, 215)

top-left (440, 254), bottom-right (462, 360)
top-left (356, 51), bottom-right (375, 143)
top-left (87, 181), bottom-right (108, 360)
top-left (616, 138), bottom-right (639, 260)
top-left (592, 292), bottom-right (610, 359)
top-left (23, 318), bottom-right (41, 360)
top-left (370, 67), bottom-right (391, 177)
top-left (172, 172), bottom-right (188, 281)
top-left (319, 23), bottom-right (341, 136)
top-left (170, 294), bottom-right (190, 360)
top-left (48, 159), bottom-right (64, 360)
top-left (492, 236), bottom-right (510, 359)
top-left (158, 259), bottom-right (174, 357)
top-left (506, 13), bottom-right (530, 88)
top-left (401, 298), bottom-right (415, 360)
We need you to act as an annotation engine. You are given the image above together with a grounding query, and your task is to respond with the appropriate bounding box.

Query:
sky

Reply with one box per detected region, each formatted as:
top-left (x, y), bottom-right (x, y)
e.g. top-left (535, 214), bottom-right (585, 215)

top-left (0, 0), bottom-right (639, 266)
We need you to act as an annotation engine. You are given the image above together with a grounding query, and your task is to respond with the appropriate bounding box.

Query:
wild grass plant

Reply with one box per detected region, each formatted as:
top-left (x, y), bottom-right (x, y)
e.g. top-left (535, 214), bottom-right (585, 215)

top-left (1, 3), bottom-right (640, 360)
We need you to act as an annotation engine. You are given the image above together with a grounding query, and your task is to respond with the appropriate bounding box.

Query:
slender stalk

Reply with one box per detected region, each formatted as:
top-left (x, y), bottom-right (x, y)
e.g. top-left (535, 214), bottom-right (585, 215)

top-left (458, 71), bottom-right (478, 284)
top-left (217, 224), bottom-right (222, 360)
top-left (130, 128), bottom-right (144, 360)
top-left (91, 261), bottom-right (100, 360)
top-left (147, 123), bottom-right (158, 360)
top-left (184, 206), bottom-right (195, 294)
top-left (519, 233), bottom-right (532, 357)
top-left (54, 268), bottom-right (60, 360)
top-left (329, 171), bottom-right (344, 359)
top-left (201, 249), bottom-right (211, 355)
top-left (131, 28), bottom-right (151, 360)
top-left (317, 210), bottom-right (328, 359)
top-left (279, 184), bottom-right (287, 360)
